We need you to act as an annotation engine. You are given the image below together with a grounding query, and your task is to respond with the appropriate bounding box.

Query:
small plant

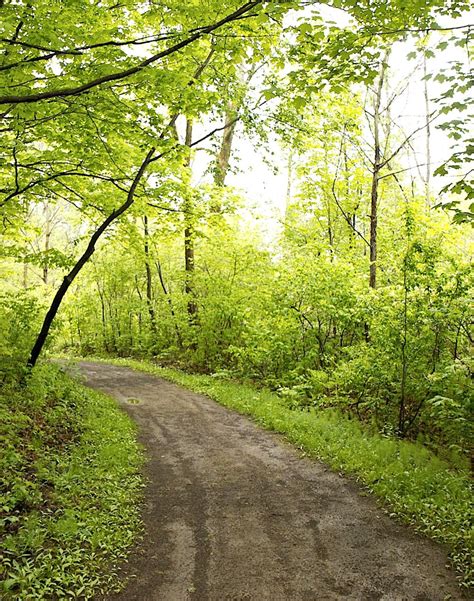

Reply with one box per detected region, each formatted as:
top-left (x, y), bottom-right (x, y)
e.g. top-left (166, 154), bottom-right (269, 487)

top-left (0, 362), bottom-right (144, 600)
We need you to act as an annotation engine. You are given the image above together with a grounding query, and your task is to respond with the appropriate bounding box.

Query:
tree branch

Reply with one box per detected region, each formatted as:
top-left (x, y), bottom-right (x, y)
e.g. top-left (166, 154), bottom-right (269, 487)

top-left (27, 147), bottom-right (156, 368)
top-left (0, 1), bottom-right (262, 105)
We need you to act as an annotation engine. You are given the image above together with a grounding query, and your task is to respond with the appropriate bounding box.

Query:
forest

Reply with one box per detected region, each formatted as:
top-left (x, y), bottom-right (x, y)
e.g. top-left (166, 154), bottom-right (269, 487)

top-left (0, 0), bottom-right (473, 599)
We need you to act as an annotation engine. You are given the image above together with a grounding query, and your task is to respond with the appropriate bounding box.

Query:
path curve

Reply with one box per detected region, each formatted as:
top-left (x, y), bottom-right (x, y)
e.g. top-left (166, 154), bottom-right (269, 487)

top-left (76, 361), bottom-right (466, 601)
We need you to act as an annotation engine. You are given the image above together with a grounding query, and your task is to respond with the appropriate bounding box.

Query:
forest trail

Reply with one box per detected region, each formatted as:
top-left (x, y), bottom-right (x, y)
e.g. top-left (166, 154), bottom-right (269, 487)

top-left (75, 361), bottom-right (465, 601)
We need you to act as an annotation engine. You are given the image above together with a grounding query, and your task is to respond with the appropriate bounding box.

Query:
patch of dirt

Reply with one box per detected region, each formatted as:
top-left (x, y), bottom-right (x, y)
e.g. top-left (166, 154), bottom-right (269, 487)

top-left (76, 361), bottom-right (468, 601)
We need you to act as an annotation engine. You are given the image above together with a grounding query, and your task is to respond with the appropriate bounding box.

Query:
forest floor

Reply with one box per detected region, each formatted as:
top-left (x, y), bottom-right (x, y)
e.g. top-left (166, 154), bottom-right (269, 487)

top-left (74, 361), bottom-right (466, 601)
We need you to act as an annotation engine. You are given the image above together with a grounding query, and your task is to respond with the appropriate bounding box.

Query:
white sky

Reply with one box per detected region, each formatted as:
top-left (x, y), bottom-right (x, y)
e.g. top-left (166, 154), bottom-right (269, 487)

top-left (186, 6), bottom-right (473, 241)
top-left (69, 3), bottom-right (471, 241)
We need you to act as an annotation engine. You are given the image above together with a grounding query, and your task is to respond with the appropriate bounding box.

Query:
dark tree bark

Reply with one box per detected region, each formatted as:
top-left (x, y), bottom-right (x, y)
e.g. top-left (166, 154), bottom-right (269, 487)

top-left (27, 148), bottom-right (155, 368)
top-left (143, 215), bottom-right (158, 337)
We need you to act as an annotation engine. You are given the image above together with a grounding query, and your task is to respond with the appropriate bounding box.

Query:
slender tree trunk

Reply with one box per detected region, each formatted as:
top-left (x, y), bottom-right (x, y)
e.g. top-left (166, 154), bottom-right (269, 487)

top-left (343, 141), bottom-right (357, 247)
top-left (156, 259), bottom-right (183, 349)
top-left (369, 55), bottom-right (387, 290)
top-left (114, 302), bottom-right (122, 350)
top-left (369, 164), bottom-right (380, 289)
top-left (106, 293), bottom-right (117, 352)
top-left (423, 50), bottom-right (431, 207)
top-left (68, 315), bottom-right (75, 348)
top-left (143, 215), bottom-right (158, 338)
top-left (129, 312), bottom-right (133, 349)
top-left (284, 151), bottom-right (293, 220)
top-left (96, 281), bottom-right (109, 352)
top-left (27, 148), bottom-right (155, 368)
top-left (134, 275), bottom-right (143, 340)
top-left (43, 200), bottom-right (51, 285)
top-left (323, 144), bottom-right (334, 252)
top-left (183, 119), bottom-right (198, 322)
top-left (399, 261), bottom-right (408, 435)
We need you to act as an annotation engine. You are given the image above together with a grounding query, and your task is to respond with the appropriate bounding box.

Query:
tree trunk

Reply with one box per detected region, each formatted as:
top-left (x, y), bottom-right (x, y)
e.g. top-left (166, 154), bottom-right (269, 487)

top-left (284, 151), bottom-right (293, 220)
top-left (423, 50), bottom-right (431, 207)
top-left (369, 163), bottom-right (380, 289)
top-left (215, 102), bottom-right (238, 188)
top-left (156, 259), bottom-right (183, 349)
top-left (42, 200), bottom-right (52, 285)
top-left (143, 215), bottom-right (158, 338)
top-left (369, 56), bottom-right (387, 290)
top-left (27, 148), bottom-right (155, 368)
top-left (183, 119), bottom-right (198, 322)
top-left (96, 281), bottom-right (109, 352)
top-left (398, 261), bottom-right (408, 435)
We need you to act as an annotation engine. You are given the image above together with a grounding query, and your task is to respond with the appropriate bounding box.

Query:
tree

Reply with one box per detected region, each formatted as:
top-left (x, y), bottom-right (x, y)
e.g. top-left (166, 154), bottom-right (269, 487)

top-left (2, 0), bottom-right (472, 383)
top-left (0, 0), bottom-right (275, 367)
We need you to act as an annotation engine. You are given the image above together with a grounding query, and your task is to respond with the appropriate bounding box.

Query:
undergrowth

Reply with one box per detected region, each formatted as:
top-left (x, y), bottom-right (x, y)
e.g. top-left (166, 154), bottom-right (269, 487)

top-left (0, 363), bottom-right (144, 600)
top-left (87, 356), bottom-right (473, 589)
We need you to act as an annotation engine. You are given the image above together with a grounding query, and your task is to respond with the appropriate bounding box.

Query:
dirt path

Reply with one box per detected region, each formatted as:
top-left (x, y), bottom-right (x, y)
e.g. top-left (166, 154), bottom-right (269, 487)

top-left (76, 361), bottom-right (466, 601)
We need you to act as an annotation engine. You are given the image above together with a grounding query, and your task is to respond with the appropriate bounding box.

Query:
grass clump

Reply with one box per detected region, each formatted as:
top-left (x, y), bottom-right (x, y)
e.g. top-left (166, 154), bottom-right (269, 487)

top-left (0, 363), bottom-right (144, 600)
top-left (94, 356), bottom-right (473, 589)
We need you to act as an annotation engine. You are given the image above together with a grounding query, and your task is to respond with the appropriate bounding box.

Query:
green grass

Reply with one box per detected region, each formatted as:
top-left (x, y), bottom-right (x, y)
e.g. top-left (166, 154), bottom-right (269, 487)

top-left (85, 356), bottom-right (473, 589)
top-left (0, 363), bottom-right (144, 600)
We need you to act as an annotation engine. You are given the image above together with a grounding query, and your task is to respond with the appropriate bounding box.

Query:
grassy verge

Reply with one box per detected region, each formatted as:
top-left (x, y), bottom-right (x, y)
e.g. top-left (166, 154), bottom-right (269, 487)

top-left (0, 363), bottom-right (144, 600)
top-left (85, 356), bottom-right (473, 589)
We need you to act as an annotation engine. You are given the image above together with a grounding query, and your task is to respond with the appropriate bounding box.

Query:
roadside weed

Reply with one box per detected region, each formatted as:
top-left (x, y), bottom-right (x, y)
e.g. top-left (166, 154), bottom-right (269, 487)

top-left (0, 364), bottom-right (144, 600)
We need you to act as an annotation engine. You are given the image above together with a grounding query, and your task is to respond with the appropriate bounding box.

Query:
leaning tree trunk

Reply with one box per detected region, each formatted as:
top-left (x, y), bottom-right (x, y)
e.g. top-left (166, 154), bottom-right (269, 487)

top-left (27, 148), bottom-right (155, 368)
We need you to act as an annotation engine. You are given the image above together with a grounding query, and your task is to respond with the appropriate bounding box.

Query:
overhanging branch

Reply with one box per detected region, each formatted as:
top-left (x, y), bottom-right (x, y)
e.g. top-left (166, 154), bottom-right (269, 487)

top-left (0, 1), bottom-right (262, 105)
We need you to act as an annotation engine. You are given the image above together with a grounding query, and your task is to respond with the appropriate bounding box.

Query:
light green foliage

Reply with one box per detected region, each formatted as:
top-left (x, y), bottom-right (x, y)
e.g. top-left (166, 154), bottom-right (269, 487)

top-left (90, 357), bottom-right (473, 587)
top-left (0, 364), bottom-right (144, 600)
top-left (1, 0), bottom-right (473, 594)
top-left (0, 292), bottom-right (42, 364)
top-left (58, 120), bottom-right (473, 460)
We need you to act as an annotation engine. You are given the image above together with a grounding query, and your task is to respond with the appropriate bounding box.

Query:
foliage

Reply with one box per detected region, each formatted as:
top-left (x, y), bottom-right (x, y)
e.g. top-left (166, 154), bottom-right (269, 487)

top-left (0, 364), bottom-right (144, 600)
top-left (87, 357), bottom-right (473, 588)
top-left (57, 185), bottom-right (473, 461)
top-left (0, 0), bottom-right (473, 594)
top-left (0, 292), bottom-right (43, 366)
